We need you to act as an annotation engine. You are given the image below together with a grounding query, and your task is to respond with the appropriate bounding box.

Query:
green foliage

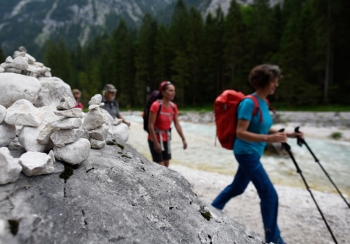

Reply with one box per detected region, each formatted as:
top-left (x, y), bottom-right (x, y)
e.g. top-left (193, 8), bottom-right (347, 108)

top-left (330, 132), bottom-right (342, 139)
top-left (38, 0), bottom-right (350, 110)
top-left (0, 46), bottom-right (5, 63)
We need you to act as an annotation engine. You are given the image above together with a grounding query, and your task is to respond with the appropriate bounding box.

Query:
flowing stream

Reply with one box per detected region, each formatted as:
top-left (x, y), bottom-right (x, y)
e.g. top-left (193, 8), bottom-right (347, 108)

top-left (124, 114), bottom-right (350, 196)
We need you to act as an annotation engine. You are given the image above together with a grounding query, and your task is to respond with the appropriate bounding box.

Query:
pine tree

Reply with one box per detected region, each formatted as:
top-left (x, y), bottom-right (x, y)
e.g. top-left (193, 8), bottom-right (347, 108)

top-left (134, 14), bottom-right (158, 106)
top-left (110, 19), bottom-right (136, 108)
top-left (170, 0), bottom-right (189, 106)
top-left (203, 7), bottom-right (225, 101)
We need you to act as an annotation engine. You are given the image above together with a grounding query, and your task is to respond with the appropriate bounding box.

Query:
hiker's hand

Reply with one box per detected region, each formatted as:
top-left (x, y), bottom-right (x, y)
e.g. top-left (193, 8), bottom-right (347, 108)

top-left (269, 132), bottom-right (287, 143)
top-left (154, 141), bottom-right (161, 153)
top-left (183, 139), bottom-right (187, 150)
top-left (288, 131), bottom-right (304, 139)
top-left (124, 121), bottom-right (131, 127)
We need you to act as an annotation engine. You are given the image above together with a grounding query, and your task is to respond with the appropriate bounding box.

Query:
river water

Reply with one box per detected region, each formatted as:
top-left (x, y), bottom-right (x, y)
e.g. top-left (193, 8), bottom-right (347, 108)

top-left (124, 114), bottom-right (350, 196)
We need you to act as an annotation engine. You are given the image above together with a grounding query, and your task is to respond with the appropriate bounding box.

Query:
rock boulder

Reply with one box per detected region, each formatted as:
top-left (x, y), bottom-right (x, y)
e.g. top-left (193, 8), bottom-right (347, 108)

top-left (0, 73), bottom-right (41, 108)
top-left (0, 138), bottom-right (265, 244)
top-left (34, 77), bottom-right (74, 108)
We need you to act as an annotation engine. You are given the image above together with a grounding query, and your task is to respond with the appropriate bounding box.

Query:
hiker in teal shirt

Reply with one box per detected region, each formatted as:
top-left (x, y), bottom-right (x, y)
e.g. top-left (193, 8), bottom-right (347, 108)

top-left (212, 64), bottom-right (304, 244)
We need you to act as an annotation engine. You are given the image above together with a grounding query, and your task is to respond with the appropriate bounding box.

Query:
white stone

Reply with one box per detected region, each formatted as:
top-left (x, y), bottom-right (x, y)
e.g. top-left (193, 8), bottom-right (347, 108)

top-left (111, 123), bottom-right (129, 142)
top-left (90, 138), bottom-right (105, 149)
top-left (34, 62), bottom-right (44, 67)
top-left (0, 147), bottom-right (22, 185)
top-left (19, 151), bottom-right (54, 176)
top-left (54, 108), bottom-right (82, 118)
top-left (50, 128), bottom-right (84, 147)
top-left (83, 108), bottom-right (106, 131)
top-left (13, 51), bottom-right (25, 58)
top-left (0, 105), bottom-right (6, 123)
top-left (0, 73), bottom-right (41, 108)
top-left (52, 117), bottom-right (82, 129)
top-left (5, 56), bottom-right (13, 63)
top-left (18, 106), bottom-right (61, 152)
top-left (88, 104), bottom-right (99, 110)
top-left (37, 123), bottom-right (57, 145)
top-left (53, 138), bottom-right (90, 165)
top-left (18, 46), bottom-right (27, 53)
top-left (5, 99), bottom-right (44, 127)
top-left (45, 72), bottom-right (52, 77)
top-left (5, 67), bottom-right (21, 74)
top-left (12, 56), bottom-right (28, 70)
top-left (25, 53), bottom-right (36, 64)
top-left (88, 124), bottom-right (108, 140)
top-left (56, 96), bottom-right (76, 110)
top-left (0, 122), bottom-right (16, 147)
top-left (34, 77), bottom-right (74, 108)
top-left (49, 150), bottom-right (55, 165)
top-left (0, 67), bottom-right (4, 73)
top-left (88, 94), bottom-right (102, 105)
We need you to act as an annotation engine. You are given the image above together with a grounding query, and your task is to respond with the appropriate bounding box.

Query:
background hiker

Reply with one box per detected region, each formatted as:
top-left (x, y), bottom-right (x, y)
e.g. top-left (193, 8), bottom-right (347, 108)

top-left (212, 64), bottom-right (303, 244)
top-left (101, 84), bottom-right (130, 127)
top-left (72, 89), bottom-right (83, 109)
top-left (148, 81), bottom-right (187, 167)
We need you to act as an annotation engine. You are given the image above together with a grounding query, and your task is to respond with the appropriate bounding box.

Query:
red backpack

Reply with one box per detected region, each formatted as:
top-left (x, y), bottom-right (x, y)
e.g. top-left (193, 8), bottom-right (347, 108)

top-left (214, 90), bottom-right (269, 150)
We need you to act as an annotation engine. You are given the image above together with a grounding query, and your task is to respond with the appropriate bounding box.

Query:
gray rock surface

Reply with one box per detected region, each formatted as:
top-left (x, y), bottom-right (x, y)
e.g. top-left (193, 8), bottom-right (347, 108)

top-left (90, 138), bottom-right (106, 149)
top-left (0, 105), bottom-right (7, 124)
top-left (0, 73), bottom-right (41, 108)
top-left (5, 99), bottom-right (43, 127)
top-left (56, 96), bottom-right (76, 110)
top-left (54, 108), bottom-right (83, 118)
top-left (50, 128), bottom-right (84, 147)
top-left (52, 118), bottom-right (82, 130)
top-left (19, 151), bottom-right (54, 176)
top-left (88, 124), bottom-right (108, 141)
top-left (0, 147), bottom-right (22, 185)
top-left (53, 138), bottom-right (90, 165)
top-left (34, 77), bottom-right (74, 108)
top-left (82, 108), bottom-right (105, 131)
top-left (0, 139), bottom-right (265, 244)
top-left (0, 122), bottom-right (16, 147)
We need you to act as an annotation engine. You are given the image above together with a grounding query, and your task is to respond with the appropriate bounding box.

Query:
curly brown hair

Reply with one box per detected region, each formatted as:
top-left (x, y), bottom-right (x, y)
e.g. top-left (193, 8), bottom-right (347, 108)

top-left (249, 64), bottom-right (281, 89)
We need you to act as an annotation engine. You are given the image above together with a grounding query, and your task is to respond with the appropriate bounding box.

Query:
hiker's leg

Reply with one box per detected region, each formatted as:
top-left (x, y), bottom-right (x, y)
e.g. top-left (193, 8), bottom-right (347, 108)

top-left (148, 140), bottom-right (164, 165)
top-left (212, 164), bottom-right (250, 210)
top-left (163, 160), bottom-right (170, 167)
top-left (162, 142), bottom-right (171, 168)
top-left (238, 153), bottom-right (282, 243)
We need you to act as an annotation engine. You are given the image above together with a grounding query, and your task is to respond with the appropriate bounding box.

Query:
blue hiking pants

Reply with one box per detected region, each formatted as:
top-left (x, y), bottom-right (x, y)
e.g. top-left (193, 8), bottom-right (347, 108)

top-left (211, 153), bottom-right (284, 244)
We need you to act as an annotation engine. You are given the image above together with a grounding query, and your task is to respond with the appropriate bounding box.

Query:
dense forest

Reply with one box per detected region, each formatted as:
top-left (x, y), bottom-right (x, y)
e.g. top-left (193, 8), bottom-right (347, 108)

top-left (2, 0), bottom-right (349, 109)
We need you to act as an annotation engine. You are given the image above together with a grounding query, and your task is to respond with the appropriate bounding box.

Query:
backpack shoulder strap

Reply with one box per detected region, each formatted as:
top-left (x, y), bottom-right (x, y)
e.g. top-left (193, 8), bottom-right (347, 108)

top-left (246, 95), bottom-right (262, 123)
top-left (157, 99), bottom-right (162, 115)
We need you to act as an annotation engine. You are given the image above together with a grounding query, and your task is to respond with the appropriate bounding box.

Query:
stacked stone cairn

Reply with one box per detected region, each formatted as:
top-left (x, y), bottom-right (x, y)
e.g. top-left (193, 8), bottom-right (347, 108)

top-left (51, 96), bottom-right (91, 165)
top-left (0, 99), bottom-right (55, 183)
top-left (83, 94), bottom-right (109, 149)
top-left (0, 47), bottom-right (129, 185)
top-left (0, 46), bottom-right (52, 77)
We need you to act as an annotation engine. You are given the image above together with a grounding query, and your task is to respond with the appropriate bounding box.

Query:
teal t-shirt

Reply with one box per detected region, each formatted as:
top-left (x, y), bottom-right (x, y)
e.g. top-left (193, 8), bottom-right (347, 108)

top-left (233, 94), bottom-right (273, 156)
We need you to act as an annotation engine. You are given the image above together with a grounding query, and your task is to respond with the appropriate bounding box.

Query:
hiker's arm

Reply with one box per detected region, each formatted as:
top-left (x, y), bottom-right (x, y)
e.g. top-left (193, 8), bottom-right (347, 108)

top-left (117, 114), bottom-right (130, 127)
top-left (148, 111), bottom-right (161, 152)
top-left (269, 128), bottom-right (304, 139)
top-left (236, 119), bottom-right (287, 143)
top-left (174, 115), bottom-right (187, 150)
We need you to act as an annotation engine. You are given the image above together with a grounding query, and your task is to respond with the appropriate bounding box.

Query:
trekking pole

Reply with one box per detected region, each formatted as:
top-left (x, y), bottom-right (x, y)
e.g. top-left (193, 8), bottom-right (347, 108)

top-left (279, 129), bottom-right (338, 244)
top-left (294, 126), bottom-right (350, 209)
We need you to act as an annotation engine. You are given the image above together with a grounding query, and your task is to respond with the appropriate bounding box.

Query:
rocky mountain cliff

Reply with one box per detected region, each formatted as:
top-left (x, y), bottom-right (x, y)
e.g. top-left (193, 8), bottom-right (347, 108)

top-left (0, 0), bottom-right (281, 57)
